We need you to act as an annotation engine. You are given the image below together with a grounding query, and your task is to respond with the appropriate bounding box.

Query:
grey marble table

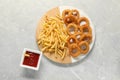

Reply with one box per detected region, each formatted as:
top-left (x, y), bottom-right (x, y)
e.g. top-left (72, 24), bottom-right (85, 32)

top-left (0, 0), bottom-right (120, 80)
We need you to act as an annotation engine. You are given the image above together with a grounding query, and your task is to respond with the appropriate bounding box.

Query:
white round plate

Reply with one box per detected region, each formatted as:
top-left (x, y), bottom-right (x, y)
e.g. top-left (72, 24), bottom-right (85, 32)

top-left (36, 6), bottom-right (95, 64)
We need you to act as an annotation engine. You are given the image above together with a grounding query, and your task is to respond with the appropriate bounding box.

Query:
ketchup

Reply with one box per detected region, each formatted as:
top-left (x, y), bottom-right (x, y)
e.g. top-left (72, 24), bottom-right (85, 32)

top-left (23, 51), bottom-right (40, 67)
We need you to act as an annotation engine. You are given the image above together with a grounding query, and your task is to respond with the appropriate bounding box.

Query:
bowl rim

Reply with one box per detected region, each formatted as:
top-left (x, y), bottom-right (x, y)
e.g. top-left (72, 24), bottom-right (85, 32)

top-left (20, 48), bottom-right (42, 70)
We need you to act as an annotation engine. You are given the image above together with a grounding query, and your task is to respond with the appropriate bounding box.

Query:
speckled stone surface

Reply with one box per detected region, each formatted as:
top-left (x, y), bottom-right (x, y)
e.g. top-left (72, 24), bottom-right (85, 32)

top-left (0, 0), bottom-right (120, 80)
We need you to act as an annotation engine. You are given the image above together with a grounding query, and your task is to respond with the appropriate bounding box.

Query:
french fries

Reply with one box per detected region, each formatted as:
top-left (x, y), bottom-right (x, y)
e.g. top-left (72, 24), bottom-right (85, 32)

top-left (37, 15), bottom-right (68, 59)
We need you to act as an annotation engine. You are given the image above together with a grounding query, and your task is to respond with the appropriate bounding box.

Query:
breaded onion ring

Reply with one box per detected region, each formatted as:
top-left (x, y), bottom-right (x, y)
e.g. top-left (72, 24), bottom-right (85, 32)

top-left (67, 35), bottom-right (77, 47)
top-left (69, 43), bottom-right (81, 57)
top-left (78, 17), bottom-right (90, 26)
top-left (64, 15), bottom-right (77, 25)
top-left (80, 34), bottom-right (92, 44)
top-left (67, 23), bottom-right (78, 35)
top-left (62, 9), bottom-right (71, 19)
top-left (74, 32), bottom-right (82, 42)
top-left (81, 25), bottom-right (92, 34)
top-left (71, 9), bottom-right (80, 19)
top-left (78, 41), bottom-right (89, 54)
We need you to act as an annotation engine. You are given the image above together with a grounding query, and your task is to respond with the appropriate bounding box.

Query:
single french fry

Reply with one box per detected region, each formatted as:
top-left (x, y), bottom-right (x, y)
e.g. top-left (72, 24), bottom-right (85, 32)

top-left (24, 53), bottom-right (30, 57)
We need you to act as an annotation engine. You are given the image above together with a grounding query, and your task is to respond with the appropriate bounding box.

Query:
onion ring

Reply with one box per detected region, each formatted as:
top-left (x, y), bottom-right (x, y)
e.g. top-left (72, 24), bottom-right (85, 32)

top-left (62, 9), bottom-right (71, 19)
top-left (64, 15), bottom-right (77, 25)
top-left (71, 9), bottom-right (80, 19)
top-left (67, 23), bottom-right (78, 35)
top-left (80, 34), bottom-right (92, 44)
top-left (78, 41), bottom-right (89, 54)
top-left (67, 35), bottom-right (77, 47)
top-left (81, 25), bottom-right (92, 34)
top-left (69, 43), bottom-right (81, 57)
top-left (74, 32), bottom-right (82, 43)
top-left (78, 17), bottom-right (90, 26)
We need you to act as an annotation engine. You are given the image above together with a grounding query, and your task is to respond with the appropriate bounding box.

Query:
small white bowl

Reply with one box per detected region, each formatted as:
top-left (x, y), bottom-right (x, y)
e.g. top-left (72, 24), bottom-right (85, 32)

top-left (20, 48), bottom-right (42, 70)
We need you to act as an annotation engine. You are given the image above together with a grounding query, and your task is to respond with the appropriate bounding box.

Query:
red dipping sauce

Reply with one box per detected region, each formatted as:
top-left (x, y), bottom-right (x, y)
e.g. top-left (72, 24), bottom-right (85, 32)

top-left (23, 51), bottom-right (40, 67)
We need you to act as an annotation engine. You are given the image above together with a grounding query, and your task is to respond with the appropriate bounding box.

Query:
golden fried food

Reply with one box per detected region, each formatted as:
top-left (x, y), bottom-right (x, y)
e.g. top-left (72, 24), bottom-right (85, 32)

top-left (38, 8), bottom-right (93, 59)
top-left (67, 23), bottom-right (78, 35)
top-left (67, 35), bottom-right (77, 47)
top-left (78, 41), bottom-right (89, 54)
top-left (81, 25), bottom-right (92, 34)
top-left (64, 15), bottom-right (77, 25)
top-left (80, 34), bottom-right (92, 44)
top-left (37, 15), bottom-right (68, 59)
top-left (71, 9), bottom-right (80, 19)
top-left (69, 43), bottom-right (81, 57)
top-left (78, 17), bottom-right (90, 26)
top-left (62, 9), bottom-right (71, 19)
top-left (74, 32), bottom-right (82, 42)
